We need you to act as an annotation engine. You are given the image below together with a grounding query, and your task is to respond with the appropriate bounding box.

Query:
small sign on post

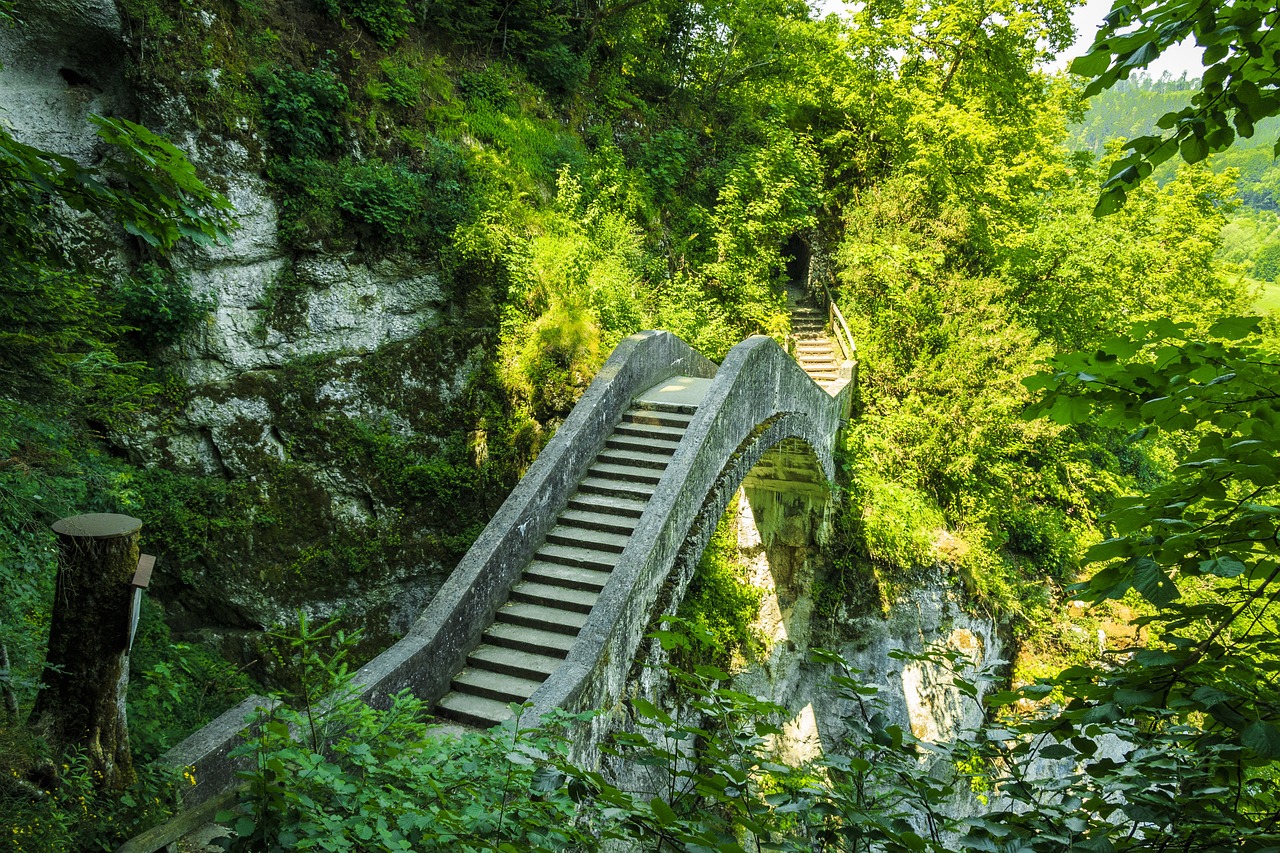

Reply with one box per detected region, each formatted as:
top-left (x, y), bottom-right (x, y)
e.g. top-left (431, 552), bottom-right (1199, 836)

top-left (128, 554), bottom-right (155, 653)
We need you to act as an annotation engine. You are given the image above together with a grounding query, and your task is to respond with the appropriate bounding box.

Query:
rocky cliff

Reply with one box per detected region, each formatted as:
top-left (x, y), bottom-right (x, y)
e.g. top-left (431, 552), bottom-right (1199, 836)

top-left (0, 1), bottom-right (512, 668)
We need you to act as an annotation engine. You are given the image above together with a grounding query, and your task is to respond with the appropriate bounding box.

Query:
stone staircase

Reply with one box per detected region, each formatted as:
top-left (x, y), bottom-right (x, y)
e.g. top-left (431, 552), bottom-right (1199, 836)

top-left (788, 289), bottom-right (840, 387)
top-left (435, 381), bottom-right (707, 728)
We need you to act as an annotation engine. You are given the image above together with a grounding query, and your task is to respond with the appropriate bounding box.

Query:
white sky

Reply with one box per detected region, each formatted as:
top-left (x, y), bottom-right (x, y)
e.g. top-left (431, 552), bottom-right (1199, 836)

top-left (1065, 0), bottom-right (1201, 77)
top-left (810, 0), bottom-right (1204, 79)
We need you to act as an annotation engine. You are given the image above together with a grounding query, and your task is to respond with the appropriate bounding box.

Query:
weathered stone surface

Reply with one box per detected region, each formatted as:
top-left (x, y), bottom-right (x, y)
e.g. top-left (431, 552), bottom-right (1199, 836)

top-left (531, 335), bottom-right (850, 765)
top-left (0, 0), bottom-right (129, 159)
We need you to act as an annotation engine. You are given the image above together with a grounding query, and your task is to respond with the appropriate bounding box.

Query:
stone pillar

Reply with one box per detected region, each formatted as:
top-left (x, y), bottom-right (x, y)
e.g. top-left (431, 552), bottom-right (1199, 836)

top-left (31, 513), bottom-right (141, 790)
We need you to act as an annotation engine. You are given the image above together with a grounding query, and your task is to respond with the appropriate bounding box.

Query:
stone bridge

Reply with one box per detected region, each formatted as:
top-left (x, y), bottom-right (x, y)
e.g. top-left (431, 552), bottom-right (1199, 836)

top-left (130, 319), bottom-right (853, 848)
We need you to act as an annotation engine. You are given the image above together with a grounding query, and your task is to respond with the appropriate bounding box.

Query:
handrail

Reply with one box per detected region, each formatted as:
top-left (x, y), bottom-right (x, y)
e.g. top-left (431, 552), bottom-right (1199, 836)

top-left (805, 254), bottom-right (857, 381)
top-left (822, 279), bottom-right (857, 372)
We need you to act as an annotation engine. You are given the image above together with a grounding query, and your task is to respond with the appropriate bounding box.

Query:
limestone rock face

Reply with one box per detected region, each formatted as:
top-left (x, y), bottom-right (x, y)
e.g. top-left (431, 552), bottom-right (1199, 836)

top-left (0, 10), bottom-right (495, 668)
top-left (0, 0), bottom-right (130, 159)
top-left (738, 563), bottom-right (1006, 822)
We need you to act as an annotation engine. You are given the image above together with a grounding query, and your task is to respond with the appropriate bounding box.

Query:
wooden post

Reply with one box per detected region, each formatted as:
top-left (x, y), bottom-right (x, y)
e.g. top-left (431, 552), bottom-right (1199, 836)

top-left (31, 513), bottom-right (142, 790)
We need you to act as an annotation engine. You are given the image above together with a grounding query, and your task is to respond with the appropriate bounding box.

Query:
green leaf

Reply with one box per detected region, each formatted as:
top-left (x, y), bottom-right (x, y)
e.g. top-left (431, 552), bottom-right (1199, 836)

top-left (649, 796), bottom-right (679, 826)
top-left (1199, 555), bottom-right (1246, 577)
top-left (1180, 133), bottom-right (1209, 163)
top-left (1132, 557), bottom-right (1178, 606)
top-left (1071, 50), bottom-right (1113, 77)
top-left (1037, 743), bottom-right (1076, 760)
top-left (1202, 42), bottom-right (1229, 64)
top-left (1241, 721), bottom-right (1280, 758)
top-left (1208, 315), bottom-right (1261, 339)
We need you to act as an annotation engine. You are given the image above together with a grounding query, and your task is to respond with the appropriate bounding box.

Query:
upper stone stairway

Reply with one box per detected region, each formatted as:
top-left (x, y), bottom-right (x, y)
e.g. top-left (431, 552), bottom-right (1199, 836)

top-left (787, 284), bottom-right (848, 391)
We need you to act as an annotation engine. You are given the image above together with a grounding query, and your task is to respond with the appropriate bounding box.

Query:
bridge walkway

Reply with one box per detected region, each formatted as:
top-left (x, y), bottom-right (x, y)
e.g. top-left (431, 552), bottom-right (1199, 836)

top-left (437, 377), bottom-right (712, 727)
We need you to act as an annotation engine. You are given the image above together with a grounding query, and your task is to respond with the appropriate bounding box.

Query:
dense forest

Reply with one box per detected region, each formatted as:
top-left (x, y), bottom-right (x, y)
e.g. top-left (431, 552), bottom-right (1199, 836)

top-left (1, 0), bottom-right (1278, 849)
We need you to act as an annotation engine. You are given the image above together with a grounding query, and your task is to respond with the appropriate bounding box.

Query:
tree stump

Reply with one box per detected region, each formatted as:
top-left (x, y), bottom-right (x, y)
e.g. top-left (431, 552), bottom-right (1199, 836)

top-left (31, 513), bottom-right (142, 790)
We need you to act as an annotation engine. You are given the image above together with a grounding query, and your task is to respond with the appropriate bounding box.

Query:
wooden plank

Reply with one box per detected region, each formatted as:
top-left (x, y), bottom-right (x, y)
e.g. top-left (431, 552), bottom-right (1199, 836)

top-left (131, 554), bottom-right (155, 588)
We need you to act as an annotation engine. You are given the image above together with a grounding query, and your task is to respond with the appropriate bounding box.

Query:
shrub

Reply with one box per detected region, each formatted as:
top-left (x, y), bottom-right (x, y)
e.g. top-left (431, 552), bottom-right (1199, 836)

top-left (255, 61), bottom-right (349, 159)
top-left (270, 143), bottom-right (468, 252)
top-left (112, 262), bottom-right (208, 351)
top-left (1253, 239), bottom-right (1280, 281)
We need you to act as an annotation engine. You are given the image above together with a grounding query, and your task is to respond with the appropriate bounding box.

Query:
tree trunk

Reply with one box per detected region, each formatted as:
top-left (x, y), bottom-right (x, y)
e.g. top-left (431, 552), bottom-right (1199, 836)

top-left (31, 513), bottom-right (142, 791)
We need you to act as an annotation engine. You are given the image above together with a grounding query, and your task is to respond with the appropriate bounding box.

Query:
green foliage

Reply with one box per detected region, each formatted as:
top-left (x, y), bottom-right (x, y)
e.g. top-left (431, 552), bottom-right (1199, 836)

top-left (255, 62), bottom-right (350, 160)
top-left (224, 615), bottom-right (598, 851)
top-left (113, 262), bottom-right (209, 351)
top-left (0, 116), bottom-right (231, 419)
top-left (126, 598), bottom-right (256, 759)
top-left (256, 52), bottom-right (470, 253)
top-left (1017, 316), bottom-right (1280, 843)
top-left (1070, 0), bottom-right (1280, 213)
top-left (268, 147), bottom-right (470, 252)
top-left (855, 477), bottom-right (946, 571)
top-left (677, 496), bottom-right (763, 667)
top-left (1253, 240), bottom-right (1280, 281)
top-left (1, 746), bottom-right (183, 853)
top-left (419, 0), bottom-right (587, 93)
top-left (337, 155), bottom-right (467, 248)
top-left (315, 0), bottom-right (411, 46)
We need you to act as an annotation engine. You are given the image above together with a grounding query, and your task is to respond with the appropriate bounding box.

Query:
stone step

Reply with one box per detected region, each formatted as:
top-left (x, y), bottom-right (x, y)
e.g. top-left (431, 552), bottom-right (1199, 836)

top-left (797, 341), bottom-right (834, 351)
top-left (484, 621), bottom-right (576, 657)
top-left (524, 560), bottom-right (613, 592)
top-left (467, 644), bottom-right (560, 681)
top-left (589, 461), bottom-right (664, 486)
top-left (537, 542), bottom-right (620, 571)
top-left (566, 492), bottom-right (649, 519)
top-left (578, 476), bottom-right (656, 501)
top-left (511, 580), bottom-right (599, 613)
top-left (631, 399), bottom-right (698, 416)
top-left (622, 409), bottom-right (693, 430)
top-left (613, 421), bottom-right (687, 444)
top-left (801, 358), bottom-right (836, 368)
top-left (497, 601), bottom-right (586, 636)
top-left (597, 447), bottom-right (672, 471)
top-left (451, 668), bottom-right (544, 703)
top-left (559, 507), bottom-right (638, 535)
top-left (436, 692), bottom-right (515, 728)
top-left (545, 524), bottom-right (630, 554)
top-left (606, 433), bottom-right (679, 456)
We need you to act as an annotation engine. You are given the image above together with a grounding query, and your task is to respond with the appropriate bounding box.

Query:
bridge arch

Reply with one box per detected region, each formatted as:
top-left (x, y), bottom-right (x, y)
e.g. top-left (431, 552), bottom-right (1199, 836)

top-left (528, 335), bottom-right (849, 755)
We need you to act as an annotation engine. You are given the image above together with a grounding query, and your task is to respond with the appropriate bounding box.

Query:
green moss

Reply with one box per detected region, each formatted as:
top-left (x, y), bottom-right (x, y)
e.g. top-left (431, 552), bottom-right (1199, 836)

top-left (677, 495), bottom-right (763, 669)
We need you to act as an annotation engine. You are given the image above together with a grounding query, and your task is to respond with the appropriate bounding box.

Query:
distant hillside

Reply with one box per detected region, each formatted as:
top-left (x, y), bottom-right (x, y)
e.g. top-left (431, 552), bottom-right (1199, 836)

top-left (1069, 75), bottom-right (1280, 210)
